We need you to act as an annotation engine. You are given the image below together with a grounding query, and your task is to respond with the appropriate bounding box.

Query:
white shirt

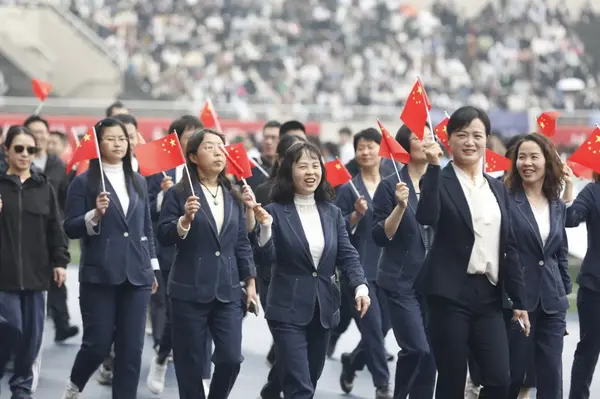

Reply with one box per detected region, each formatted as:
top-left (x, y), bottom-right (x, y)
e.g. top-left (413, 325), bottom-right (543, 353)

top-left (452, 164), bottom-right (502, 285)
top-left (258, 194), bottom-right (369, 298)
top-left (177, 183), bottom-right (225, 237)
top-left (530, 201), bottom-right (550, 246)
top-left (83, 162), bottom-right (159, 270)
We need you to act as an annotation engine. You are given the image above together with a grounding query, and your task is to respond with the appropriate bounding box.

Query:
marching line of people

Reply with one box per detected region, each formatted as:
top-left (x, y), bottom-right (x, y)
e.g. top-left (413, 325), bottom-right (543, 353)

top-left (0, 103), bottom-right (600, 399)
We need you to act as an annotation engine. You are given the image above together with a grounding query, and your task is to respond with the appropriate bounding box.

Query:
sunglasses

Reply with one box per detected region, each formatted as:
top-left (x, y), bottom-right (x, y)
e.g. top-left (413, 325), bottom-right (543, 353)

top-left (13, 145), bottom-right (37, 155)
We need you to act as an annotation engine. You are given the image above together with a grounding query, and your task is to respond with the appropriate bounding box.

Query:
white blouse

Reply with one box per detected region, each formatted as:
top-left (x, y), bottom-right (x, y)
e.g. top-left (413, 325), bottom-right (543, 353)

top-left (531, 202), bottom-right (550, 246)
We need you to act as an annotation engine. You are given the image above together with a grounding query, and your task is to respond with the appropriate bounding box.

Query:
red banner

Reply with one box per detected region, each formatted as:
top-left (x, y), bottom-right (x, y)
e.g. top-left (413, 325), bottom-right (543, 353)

top-left (0, 114), bottom-right (321, 141)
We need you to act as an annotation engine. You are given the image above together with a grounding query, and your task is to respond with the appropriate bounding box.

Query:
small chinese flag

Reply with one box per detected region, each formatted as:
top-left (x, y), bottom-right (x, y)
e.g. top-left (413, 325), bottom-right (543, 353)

top-left (537, 111), bottom-right (560, 137)
top-left (221, 143), bottom-right (253, 179)
top-left (434, 117), bottom-right (451, 154)
top-left (200, 99), bottom-right (222, 132)
top-left (485, 149), bottom-right (511, 173)
top-left (377, 120), bottom-right (410, 164)
top-left (66, 129), bottom-right (100, 173)
top-left (400, 79), bottom-right (432, 140)
top-left (31, 78), bottom-right (52, 101)
top-left (325, 159), bottom-right (352, 187)
top-left (133, 133), bottom-right (186, 177)
top-left (567, 160), bottom-right (593, 180)
top-left (76, 160), bottom-right (90, 176)
top-left (568, 127), bottom-right (600, 174)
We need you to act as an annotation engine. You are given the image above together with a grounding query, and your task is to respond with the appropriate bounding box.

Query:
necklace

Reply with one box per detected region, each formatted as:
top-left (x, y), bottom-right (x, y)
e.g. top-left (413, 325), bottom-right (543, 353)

top-left (201, 183), bottom-right (220, 205)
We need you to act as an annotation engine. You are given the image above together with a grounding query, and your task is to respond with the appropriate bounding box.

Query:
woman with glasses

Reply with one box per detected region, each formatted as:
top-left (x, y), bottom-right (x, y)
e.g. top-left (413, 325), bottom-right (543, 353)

top-left (61, 118), bottom-right (160, 399)
top-left (157, 128), bottom-right (258, 399)
top-left (0, 125), bottom-right (69, 398)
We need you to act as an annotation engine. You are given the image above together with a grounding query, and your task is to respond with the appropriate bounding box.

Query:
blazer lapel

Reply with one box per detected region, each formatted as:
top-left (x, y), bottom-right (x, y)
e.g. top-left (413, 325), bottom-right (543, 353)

top-left (442, 165), bottom-right (473, 231)
top-left (197, 184), bottom-right (219, 241)
top-left (355, 175), bottom-right (371, 204)
top-left (402, 166), bottom-right (429, 244)
top-left (104, 176), bottom-right (126, 223)
top-left (284, 203), bottom-right (314, 268)
top-left (544, 200), bottom-right (560, 251)
top-left (125, 181), bottom-right (138, 221)
top-left (514, 191), bottom-right (544, 251)
top-left (219, 184), bottom-right (233, 238)
top-left (316, 202), bottom-right (333, 269)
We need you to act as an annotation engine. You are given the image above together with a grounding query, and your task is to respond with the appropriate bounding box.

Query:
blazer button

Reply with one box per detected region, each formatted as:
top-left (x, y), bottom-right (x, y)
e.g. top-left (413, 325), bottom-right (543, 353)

top-left (539, 260), bottom-right (544, 266)
top-left (123, 232), bottom-right (129, 237)
top-left (312, 272), bottom-right (317, 277)
top-left (215, 251), bottom-right (220, 256)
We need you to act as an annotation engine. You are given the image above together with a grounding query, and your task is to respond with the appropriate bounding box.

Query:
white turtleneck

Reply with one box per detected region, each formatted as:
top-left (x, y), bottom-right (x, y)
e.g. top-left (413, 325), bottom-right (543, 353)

top-left (258, 193), bottom-right (369, 299)
top-left (84, 162), bottom-right (159, 270)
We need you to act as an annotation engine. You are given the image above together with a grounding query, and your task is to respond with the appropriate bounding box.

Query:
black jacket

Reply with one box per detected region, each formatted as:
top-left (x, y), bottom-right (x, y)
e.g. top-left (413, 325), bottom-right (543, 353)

top-left (0, 171), bottom-right (70, 291)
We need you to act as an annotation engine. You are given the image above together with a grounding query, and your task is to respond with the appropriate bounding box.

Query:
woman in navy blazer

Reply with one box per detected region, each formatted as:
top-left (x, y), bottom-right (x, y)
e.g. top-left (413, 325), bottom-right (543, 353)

top-left (504, 133), bottom-right (571, 399)
top-left (254, 141), bottom-right (369, 398)
top-left (61, 118), bottom-right (160, 399)
top-left (157, 128), bottom-right (258, 399)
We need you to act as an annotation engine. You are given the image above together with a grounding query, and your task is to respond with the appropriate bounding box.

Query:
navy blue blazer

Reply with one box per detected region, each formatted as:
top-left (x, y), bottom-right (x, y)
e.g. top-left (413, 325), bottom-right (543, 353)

top-left (157, 182), bottom-right (256, 304)
top-left (415, 164), bottom-right (527, 310)
top-left (565, 182), bottom-right (600, 292)
top-left (372, 166), bottom-right (432, 291)
top-left (147, 168), bottom-right (177, 271)
top-left (509, 192), bottom-right (571, 313)
top-left (335, 174), bottom-right (382, 282)
top-left (254, 201), bottom-right (367, 328)
top-left (63, 171), bottom-right (156, 287)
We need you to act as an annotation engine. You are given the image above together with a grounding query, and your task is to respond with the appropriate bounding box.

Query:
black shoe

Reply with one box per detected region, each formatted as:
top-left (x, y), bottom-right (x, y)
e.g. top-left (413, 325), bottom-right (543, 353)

top-left (339, 352), bottom-right (355, 394)
top-left (376, 386), bottom-right (393, 399)
top-left (266, 344), bottom-right (276, 367)
top-left (386, 351), bottom-right (394, 362)
top-left (259, 382), bottom-right (283, 399)
top-left (10, 389), bottom-right (32, 399)
top-left (327, 334), bottom-right (340, 358)
top-left (56, 325), bottom-right (79, 342)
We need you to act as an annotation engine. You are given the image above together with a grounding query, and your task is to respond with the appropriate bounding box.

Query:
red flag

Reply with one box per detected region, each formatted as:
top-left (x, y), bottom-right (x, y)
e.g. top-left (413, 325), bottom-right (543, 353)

top-left (325, 159), bottom-right (352, 187)
top-left (567, 160), bottom-right (593, 180)
top-left (537, 111), bottom-right (560, 137)
top-left (400, 79), bottom-right (432, 140)
top-left (133, 133), bottom-right (186, 177)
top-left (221, 143), bottom-right (252, 179)
top-left (200, 100), bottom-right (222, 132)
top-left (31, 79), bottom-right (52, 101)
top-left (76, 160), bottom-right (90, 176)
top-left (485, 149), bottom-right (511, 173)
top-left (377, 120), bottom-right (410, 164)
top-left (66, 129), bottom-right (99, 173)
top-left (434, 117), bottom-right (452, 154)
top-left (568, 127), bottom-right (600, 174)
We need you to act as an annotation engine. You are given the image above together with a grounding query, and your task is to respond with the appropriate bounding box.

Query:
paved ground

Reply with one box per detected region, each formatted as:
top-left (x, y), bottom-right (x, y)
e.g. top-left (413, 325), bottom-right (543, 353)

top-left (1, 268), bottom-right (596, 398)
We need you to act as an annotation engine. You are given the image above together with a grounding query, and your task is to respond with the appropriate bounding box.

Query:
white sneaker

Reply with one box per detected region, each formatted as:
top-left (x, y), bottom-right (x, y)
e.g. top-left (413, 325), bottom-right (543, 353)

top-left (96, 363), bottom-right (113, 385)
top-left (61, 380), bottom-right (80, 399)
top-left (203, 379), bottom-right (210, 395)
top-left (147, 355), bottom-right (168, 394)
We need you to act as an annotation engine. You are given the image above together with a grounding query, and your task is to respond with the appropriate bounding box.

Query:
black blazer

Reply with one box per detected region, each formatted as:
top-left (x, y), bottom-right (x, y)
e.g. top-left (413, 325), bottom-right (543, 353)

top-left (254, 201), bottom-right (367, 328)
top-left (415, 164), bottom-right (526, 310)
top-left (509, 192), bottom-right (571, 313)
top-left (565, 182), bottom-right (600, 292)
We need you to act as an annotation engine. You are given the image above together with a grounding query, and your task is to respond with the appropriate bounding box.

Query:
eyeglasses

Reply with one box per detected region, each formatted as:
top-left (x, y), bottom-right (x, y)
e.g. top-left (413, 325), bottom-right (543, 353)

top-left (13, 145), bottom-right (37, 155)
top-left (103, 137), bottom-right (128, 143)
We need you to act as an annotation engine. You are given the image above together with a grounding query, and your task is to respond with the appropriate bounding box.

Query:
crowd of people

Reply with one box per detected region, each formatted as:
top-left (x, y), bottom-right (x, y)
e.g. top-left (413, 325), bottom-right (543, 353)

top-left (61, 0), bottom-right (599, 115)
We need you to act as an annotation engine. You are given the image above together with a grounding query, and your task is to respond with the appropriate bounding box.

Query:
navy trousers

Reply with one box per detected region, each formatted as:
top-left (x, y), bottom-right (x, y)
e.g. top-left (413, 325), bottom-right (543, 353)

top-left (258, 274), bottom-right (283, 397)
top-left (0, 291), bottom-right (45, 396)
top-left (344, 281), bottom-right (390, 389)
top-left (381, 285), bottom-right (436, 399)
top-left (570, 287), bottom-right (600, 399)
top-left (69, 282), bottom-right (151, 399)
top-left (269, 307), bottom-right (330, 399)
top-left (171, 298), bottom-right (243, 399)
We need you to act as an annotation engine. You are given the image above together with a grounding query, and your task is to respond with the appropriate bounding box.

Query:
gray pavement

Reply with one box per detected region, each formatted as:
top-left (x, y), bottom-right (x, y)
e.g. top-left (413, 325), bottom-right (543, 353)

top-left (1, 268), bottom-right (596, 398)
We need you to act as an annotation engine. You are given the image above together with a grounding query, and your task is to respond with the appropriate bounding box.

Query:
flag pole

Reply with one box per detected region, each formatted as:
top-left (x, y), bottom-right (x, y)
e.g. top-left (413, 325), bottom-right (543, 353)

top-left (251, 157), bottom-right (270, 177)
top-left (183, 164), bottom-right (196, 197)
top-left (34, 102), bottom-right (45, 116)
top-left (92, 127), bottom-right (107, 192)
top-left (334, 157), bottom-right (360, 198)
top-left (377, 119), bottom-right (402, 183)
top-left (219, 145), bottom-right (248, 186)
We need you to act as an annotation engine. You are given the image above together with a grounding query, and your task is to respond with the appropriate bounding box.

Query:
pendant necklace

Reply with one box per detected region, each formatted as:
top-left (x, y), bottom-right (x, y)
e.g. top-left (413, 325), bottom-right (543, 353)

top-left (201, 183), bottom-right (220, 205)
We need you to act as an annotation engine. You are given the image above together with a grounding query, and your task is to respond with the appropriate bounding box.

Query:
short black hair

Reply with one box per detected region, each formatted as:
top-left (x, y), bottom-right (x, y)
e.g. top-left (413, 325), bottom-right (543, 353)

top-left (504, 134), bottom-right (527, 158)
top-left (279, 120), bottom-right (306, 137)
top-left (395, 122), bottom-right (432, 154)
top-left (105, 101), bottom-right (127, 117)
top-left (353, 128), bottom-right (381, 151)
top-left (447, 106), bottom-right (491, 137)
top-left (168, 115), bottom-right (204, 140)
top-left (50, 130), bottom-right (67, 144)
top-left (263, 120), bottom-right (281, 131)
top-left (23, 114), bottom-right (49, 130)
top-left (339, 127), bottom-right (352, 136)
top-left (270, 141), bottom-right (334, 203)
top-left (112, 113), bottom-right (138, 128)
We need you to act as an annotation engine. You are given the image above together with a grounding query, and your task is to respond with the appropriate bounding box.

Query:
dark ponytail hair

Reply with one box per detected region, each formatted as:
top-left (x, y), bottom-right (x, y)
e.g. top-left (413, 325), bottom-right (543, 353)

top-left (176, 128), bottom-right (243, 204)
top-left (269, 134), bottom-right (307, 179)
top-left (87, 118), bottom-right (143, 197)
